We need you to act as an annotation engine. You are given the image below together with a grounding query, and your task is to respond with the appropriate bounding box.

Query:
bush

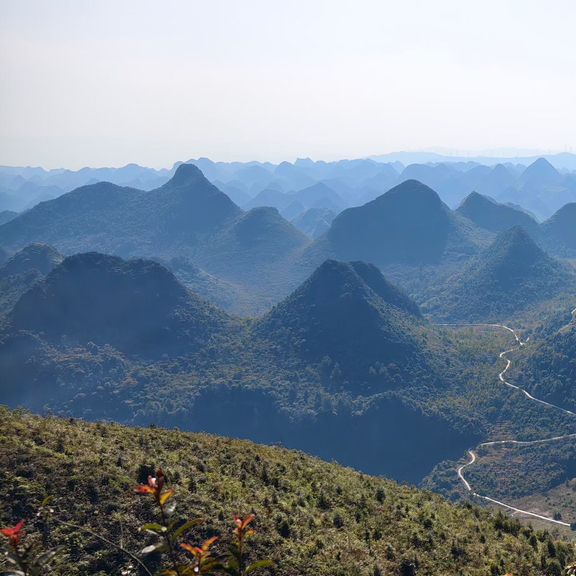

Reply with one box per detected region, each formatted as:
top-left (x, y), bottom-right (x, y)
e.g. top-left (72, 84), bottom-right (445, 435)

top-left (1, 468), bottom-right (272, 576)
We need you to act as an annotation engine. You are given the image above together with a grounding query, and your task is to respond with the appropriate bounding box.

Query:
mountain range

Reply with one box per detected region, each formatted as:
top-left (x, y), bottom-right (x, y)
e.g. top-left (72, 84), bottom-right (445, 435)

top-left (0, 164), bottom-right (309, 310)
top-left (0, 164), bottom-right (242, 254)
top-left (3, 165), bottom-right (576, 318)
top-left (0, 251), bottom-right (494, 482)
top-left (3, 156), bottom-right (576, 535)
top-left (3, 242), bottom-right (574, 489)
top-left (190, 156), bottom-right (576, 219)
top-left (4, 155), bottom-right (576, 222)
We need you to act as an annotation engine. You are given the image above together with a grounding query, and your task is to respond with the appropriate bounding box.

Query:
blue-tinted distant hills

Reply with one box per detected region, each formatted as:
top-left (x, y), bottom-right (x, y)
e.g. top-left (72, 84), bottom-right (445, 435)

top-left (314, 180), bottom-right (488, 266)
top-left (0, 164), bottom-right (309, 312)
top-left (370, 150), bottom-right (576, 171)
top-left (0, 164), bottom-right (243, 254)
top-left (0, 210), bottom-right (17, 225)
top-left (456, 191), bottom-right (539, 234)
top-left (4, 154), bottom-right (576, 220)
top-left (291, 207), bottom-right (335, 238)
top-left (4, 161), bottom-right (576, 316)
top-left (0, 163), bottom-right (172, 212)
top-left (244, 181), bottom-right (344, 220)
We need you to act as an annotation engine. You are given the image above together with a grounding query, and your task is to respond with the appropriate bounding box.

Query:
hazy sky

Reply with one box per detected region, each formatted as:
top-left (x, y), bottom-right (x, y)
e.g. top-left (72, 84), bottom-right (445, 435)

top-left (1, 0), bottom-right (575, 169)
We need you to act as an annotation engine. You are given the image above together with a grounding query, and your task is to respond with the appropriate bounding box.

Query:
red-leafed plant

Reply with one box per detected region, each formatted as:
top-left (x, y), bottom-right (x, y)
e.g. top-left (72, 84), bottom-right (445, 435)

top-left (2, 467), bottom-right (272, 576)
top-left (135, 468), bottom-right (273, 576)
top-left (0, 519), bottom-right (59, 576)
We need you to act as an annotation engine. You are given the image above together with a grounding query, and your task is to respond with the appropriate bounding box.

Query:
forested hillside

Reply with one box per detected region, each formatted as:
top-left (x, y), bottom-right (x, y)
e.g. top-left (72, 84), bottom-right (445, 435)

top-left (425, 227), bottom-right (576, 321)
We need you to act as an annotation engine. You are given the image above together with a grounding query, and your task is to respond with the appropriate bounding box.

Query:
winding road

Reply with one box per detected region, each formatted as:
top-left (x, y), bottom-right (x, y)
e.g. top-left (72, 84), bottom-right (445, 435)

top-left (446, 316), bottom-right (576, 528)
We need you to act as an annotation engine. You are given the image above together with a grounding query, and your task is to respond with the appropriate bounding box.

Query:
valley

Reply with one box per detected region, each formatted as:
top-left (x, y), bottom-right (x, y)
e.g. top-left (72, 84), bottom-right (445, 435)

top-left (453, 322), bottom-right (576, 527)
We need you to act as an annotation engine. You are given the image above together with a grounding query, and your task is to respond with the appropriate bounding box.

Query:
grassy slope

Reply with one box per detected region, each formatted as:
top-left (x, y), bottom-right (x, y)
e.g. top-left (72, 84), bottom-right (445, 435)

top-left (0, 408), bottom-right (573, 576)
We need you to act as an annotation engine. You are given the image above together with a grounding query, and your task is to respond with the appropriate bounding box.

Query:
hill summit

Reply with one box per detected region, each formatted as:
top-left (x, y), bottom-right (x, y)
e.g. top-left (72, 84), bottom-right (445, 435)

top-left (434, 226), bottom-right (574, 321)
top-left (164, 162), bottom-right (211, 188)
top-left (456, 191), bottom-right (539, 233)
top-left (323, 179), bottom-right (476, 265)
top-left (11, 252), bottom-right (234, 356)
top-left (519, 157), bottom-right (563, 188)
top-left (152, 163), bottom-right (242, 233)
top-left (258, 259), bottom-right (422, 381)
top-left (0, 243), bottom-right (63, 279)
top-left (541, 202), bottom-right (576, 256)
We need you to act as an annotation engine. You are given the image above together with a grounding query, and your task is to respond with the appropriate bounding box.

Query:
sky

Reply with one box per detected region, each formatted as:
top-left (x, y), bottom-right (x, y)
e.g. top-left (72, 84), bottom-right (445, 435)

top-left (1, 0), bottom-right (575, 169)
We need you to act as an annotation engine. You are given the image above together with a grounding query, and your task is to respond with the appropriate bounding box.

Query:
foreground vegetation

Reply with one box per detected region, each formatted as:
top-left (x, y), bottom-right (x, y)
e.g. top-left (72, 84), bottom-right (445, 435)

top-left (1, 408), bottom-right (575, 575)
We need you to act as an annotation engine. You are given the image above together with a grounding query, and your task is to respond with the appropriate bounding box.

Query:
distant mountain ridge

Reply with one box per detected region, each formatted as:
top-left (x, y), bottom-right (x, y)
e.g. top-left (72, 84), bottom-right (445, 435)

top-left (0, 163), bottom-right (171, 212)
top-left (370, 150), bottom-right (576, 170)
top-left (3, 166), bottom-right (576, 316)
top-left (0, 164), bottom-right (308, 301)
top-left (4, 153), bottom-right (576, 217)
top-left (0, 164), bottom-right (244, 254)
top-left (244, 181), bottom-right (344, 221)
